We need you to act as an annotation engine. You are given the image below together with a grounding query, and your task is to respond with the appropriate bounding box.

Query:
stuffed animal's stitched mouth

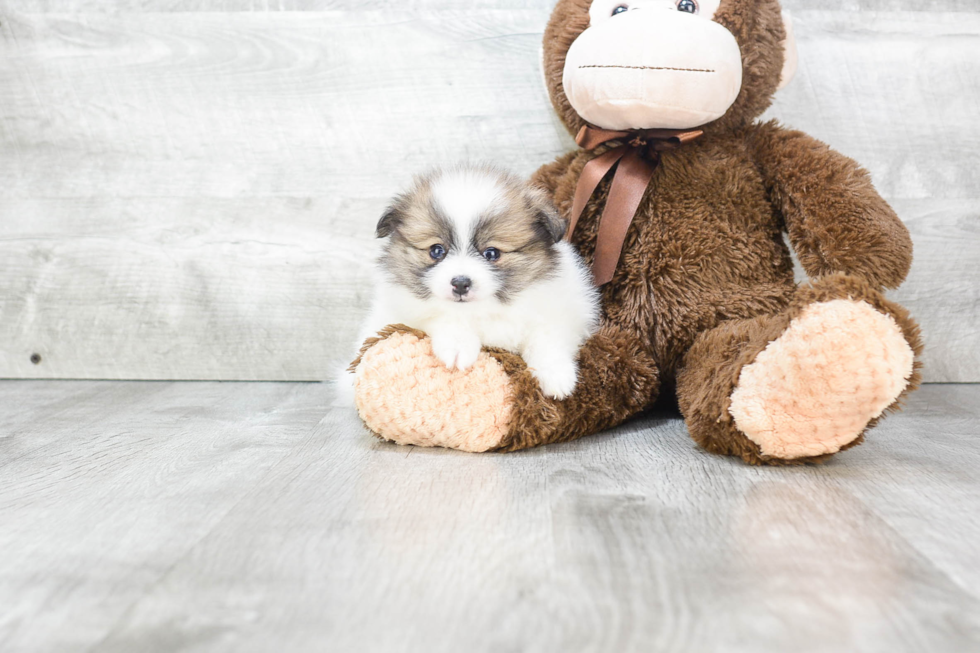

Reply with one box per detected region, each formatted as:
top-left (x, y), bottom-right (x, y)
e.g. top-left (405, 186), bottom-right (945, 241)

top-left (578, 65), bottom-right (716, 73)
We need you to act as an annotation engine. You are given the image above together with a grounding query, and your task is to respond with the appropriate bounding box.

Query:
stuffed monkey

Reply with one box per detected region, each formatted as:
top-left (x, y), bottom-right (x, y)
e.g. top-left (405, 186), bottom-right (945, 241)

top-left (350, 0), bottom-right (922, 465)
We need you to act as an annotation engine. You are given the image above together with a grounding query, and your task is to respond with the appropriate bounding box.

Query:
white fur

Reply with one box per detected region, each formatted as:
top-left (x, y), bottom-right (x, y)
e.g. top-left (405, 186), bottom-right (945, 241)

top-left (361, 240), bottom-right (599, 400)
top-left (431, 168), bottom-right (505, 232)
top-left (347, 168), bottom-right (601, 401)
top-left (423, 168), bottom-right (510, 303)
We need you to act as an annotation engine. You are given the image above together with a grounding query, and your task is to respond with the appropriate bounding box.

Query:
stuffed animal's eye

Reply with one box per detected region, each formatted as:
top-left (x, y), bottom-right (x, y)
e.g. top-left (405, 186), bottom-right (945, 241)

top-left (429, 244), bottom-right (446, 260)
top-left (611, 4), bottom-right (628, 16)
top-left (676, 0), bottom-right (698, 13)
top-left (482, 247), bottom-right (501, 262)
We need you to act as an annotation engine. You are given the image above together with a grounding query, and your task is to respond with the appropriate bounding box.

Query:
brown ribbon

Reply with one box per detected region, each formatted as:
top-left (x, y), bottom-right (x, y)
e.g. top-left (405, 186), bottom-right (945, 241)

top-left (567, 125), bottom-right (703, 286)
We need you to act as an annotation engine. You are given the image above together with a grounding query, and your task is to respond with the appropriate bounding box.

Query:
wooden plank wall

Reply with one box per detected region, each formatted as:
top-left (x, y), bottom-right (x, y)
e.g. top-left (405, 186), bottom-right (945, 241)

top-left (0, 0), bottom-right (976, 381)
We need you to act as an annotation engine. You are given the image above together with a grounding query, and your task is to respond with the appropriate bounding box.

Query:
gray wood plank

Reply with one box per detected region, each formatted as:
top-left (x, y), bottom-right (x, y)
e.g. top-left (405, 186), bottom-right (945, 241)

top-left (890, 200), bottom-right (980, 384)
top-left (0, 198), bottom-right (374, 380)
top-left (6, 1), bottom-right (976, 12)
top-left (786, 0), bottom-right (978, 10)
top-left (0, 5), bottom-right (976, 381)
top-left (0, 381), bottom-right (329, 653)
top-left (0, 8), bottom-right (567, 381)
top-left (0, 10), bottom-right (564, 198)
top-left (0, 381), bottom-right (179, 462)
top-left (0, 381), bottom-right (978, 652)
top-left (764, 10), bottom-right (980, 201)
top-left (3, 0), bottom-right (559, 11)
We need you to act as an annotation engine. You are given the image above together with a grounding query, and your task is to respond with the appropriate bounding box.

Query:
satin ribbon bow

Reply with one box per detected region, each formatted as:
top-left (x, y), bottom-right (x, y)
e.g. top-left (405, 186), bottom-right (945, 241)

top-left (566, 125), bottom-right (703, 286)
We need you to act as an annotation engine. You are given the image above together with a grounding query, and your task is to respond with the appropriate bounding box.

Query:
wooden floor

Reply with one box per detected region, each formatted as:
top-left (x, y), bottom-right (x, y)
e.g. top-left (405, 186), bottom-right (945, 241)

top-left (0, 382), bottom-right (978, 652)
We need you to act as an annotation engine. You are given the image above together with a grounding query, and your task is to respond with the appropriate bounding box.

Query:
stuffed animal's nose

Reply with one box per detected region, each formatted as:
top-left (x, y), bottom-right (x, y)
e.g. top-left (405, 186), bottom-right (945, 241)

top-left (451, 276), bottom-right (472, 295)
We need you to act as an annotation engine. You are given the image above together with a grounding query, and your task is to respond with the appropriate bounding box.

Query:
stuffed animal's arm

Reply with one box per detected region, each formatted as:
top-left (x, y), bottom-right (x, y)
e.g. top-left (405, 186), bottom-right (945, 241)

top-left (747, 120), bottom-right (912, 289)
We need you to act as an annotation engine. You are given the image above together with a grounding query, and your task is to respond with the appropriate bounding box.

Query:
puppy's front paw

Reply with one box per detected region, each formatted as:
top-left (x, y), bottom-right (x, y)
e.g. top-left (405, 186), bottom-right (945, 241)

top-left (431, 332), bottom-right (482, 371)
top-left (530, 357), bottom-right (578, 400)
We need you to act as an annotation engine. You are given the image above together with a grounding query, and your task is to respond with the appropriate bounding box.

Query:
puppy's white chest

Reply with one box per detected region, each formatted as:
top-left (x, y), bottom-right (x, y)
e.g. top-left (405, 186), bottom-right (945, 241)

top-left (469, 310), bottom-right (526, 351)
top-left (434, 304), bottom-right (527, 352)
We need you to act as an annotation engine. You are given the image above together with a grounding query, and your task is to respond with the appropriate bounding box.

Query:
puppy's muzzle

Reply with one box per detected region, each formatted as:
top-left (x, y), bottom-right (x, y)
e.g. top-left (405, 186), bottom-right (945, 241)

top-left (451, 276), bottom-right (472, 298)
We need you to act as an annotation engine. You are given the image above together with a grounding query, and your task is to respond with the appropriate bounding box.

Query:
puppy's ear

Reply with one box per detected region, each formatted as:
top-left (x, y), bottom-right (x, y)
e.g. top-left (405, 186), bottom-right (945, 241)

top-left (524, 186), bottom-right (567, 244)
top-left (376, 206), bottom-right (402, 238)
top-left (534, 200), bottom-right (568, 244)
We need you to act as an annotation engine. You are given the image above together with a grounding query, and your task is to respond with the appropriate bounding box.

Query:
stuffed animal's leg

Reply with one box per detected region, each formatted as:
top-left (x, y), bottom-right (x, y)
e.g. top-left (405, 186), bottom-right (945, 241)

top-left (675, 274), bottom-right (923, 465)
top-left (350, 324), bottom-right (659, 452)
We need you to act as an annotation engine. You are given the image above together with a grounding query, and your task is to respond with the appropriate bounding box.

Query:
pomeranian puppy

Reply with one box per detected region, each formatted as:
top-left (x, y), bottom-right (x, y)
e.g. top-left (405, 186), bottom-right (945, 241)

top-left (350, 164), bottom-right (600, 400)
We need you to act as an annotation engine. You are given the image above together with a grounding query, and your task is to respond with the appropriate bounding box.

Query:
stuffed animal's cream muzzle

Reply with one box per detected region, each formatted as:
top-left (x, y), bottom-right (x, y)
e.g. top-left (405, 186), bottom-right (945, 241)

top-left (562, 9), bottom-right (743, 131)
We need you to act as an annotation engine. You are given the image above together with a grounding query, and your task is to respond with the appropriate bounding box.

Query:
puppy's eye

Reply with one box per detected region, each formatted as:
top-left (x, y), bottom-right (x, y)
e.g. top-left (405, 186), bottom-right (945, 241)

top-left (611, 4), bottom-right (628, 16)
top-left (676, 0), bottom-right (698, 13)
top-left (482, 247), bottom-right (501, 262)
top-left (429, 244), bottom-right (446, 260)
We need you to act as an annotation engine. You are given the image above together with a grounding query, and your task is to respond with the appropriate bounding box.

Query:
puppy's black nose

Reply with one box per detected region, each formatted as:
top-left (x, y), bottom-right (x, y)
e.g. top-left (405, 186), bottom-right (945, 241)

top-left (451, 276), bottom-right (472, 296)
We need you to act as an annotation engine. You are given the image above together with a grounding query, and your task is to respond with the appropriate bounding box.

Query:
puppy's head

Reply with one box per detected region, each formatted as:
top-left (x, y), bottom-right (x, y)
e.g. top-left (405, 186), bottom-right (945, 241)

top-left (376, 164), bottom-right (567, 304)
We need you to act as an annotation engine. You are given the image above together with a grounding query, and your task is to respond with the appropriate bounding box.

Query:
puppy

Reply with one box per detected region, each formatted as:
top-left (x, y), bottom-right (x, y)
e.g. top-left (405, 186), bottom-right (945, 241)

top-left (352, 164), bottom-right (600, 400)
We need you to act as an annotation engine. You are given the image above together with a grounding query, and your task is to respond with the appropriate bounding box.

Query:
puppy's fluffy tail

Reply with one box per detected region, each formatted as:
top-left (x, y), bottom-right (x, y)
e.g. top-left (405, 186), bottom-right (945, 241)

top-left (329, 364), bottom-right (358, 409)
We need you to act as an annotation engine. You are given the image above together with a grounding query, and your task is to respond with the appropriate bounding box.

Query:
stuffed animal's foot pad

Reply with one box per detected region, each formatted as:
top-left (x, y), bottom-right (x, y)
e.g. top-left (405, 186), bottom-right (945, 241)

top-left (353, 331), bottom-right (513, 452)
top-left (729, 299), bottom-right (915, 460)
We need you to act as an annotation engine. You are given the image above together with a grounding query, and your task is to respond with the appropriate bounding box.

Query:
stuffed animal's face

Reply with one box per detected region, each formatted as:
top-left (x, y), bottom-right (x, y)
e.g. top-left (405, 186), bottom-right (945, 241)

top-left (544, 0), bottom-right (797, 133)
top-left (564, 0), bottom-right (740, 130)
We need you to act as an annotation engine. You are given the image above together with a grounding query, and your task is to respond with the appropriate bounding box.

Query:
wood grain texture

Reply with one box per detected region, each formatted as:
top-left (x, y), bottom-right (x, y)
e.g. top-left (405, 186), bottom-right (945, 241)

top-left (889, 200), bottom-right (980, 383)
top-left (0, 198), bottom-right (375, 379)
top-left (0, 381), bottom-right (329, 653)
top-left (1, 381), bottom-right (979, 652)
top-left (7, 0), bottom-right (978, 11)
top-left (0, 3), bottom-right (976, 380)
top-left (5, 0), bottom-right (559, 11)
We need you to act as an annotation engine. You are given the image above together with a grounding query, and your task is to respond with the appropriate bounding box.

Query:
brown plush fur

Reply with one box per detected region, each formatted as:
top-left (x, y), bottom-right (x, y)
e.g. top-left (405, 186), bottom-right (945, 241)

top-left (517, 0), bottom-right (920, 462)
top-left (354, 0), bottom-right (921, 463)
top-left (676, 274), bottom-right (923, 465)
top-left (493, 323), bottom-right (661, 452)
